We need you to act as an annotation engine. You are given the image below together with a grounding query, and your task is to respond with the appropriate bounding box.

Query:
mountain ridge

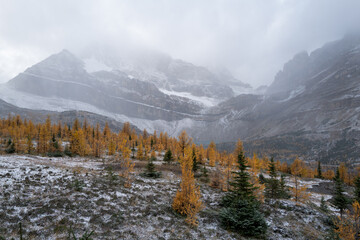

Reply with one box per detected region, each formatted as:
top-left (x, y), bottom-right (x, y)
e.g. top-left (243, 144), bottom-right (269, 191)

top-left (2, 34), bottom-right (360, 163)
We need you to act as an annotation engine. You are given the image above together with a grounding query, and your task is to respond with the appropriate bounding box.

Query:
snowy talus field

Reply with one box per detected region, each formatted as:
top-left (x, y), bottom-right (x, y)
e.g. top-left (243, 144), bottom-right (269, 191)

top-left (0, 155), bottom-right (337, 239)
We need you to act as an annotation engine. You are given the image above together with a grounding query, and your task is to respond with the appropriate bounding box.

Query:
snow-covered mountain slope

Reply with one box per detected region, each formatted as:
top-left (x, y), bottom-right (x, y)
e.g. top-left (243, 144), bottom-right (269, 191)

top-left (79, 45), bottom-right (251, 99)
top-left (0, 96), bottom-right (136, 133)
top-left (3, 34), bottom-right (360, 163)
top-left (7, 50), bottom-right (209, 121)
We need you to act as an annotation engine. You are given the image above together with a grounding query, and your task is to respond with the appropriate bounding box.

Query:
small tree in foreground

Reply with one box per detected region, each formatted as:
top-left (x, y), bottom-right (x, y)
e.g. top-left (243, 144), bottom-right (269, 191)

top-left (172, 147), bottom-right (202, 226)
top-left (219, 143), bottom-right (267, 237)
top-left (334, 201), bottom-right (360, 240)
top-left (141, 157), bottom-right (161, 178)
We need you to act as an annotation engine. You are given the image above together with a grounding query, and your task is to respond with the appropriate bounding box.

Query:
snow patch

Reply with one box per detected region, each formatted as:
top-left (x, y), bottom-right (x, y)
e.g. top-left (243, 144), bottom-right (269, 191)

top-left (279, 85), bottom-right (305, 102)
top-left (159, 88), bottom-right (219, 107)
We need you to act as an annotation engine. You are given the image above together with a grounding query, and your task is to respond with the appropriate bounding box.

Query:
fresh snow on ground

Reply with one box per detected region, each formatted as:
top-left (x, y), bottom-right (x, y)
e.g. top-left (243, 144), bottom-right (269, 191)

top-left (0, 155), bottom-right (337, 239)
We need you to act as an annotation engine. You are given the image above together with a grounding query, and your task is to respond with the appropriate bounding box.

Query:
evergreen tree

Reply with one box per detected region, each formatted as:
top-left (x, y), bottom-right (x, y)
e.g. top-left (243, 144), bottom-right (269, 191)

top-left (265, 157), bottom-right (280, 199)
top-left (192, 147), bottom-right (198, 173)
top-left (222, 150), bottom-right (258, 205)
top-left (334, 167), bottom-right (341, 182)
top-left (316, 161), bottom-right (323, 179)
top-left (279, 174), bottom-right (291, 199)
top-left (163, 149), bottom-right (173, 163)
top-left (5, 139), bottom-right (15, 154)
top-left (320, 196), bottom-right (329, 213)
top-left (220, 149), bottom-right (267, 237)
top-left (333, 173), bottom-right (349, 219)
top-left (141, 157), bottom-right (161, 178)
top-left (259, 173), bottom-right (266, 184)
top-left (354, 177), bottom-right (360, 203)
top-left (219, 198), bottom-right (268, 237)
top-left (200, 166), bottom-right (209, 183)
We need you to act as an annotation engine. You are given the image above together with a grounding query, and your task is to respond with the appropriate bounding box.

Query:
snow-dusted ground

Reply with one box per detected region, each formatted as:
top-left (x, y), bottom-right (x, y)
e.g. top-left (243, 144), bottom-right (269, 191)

top-left (0, 155), bottom-right (336, 239)
top-left (0, 155), bottom-right (239, 239)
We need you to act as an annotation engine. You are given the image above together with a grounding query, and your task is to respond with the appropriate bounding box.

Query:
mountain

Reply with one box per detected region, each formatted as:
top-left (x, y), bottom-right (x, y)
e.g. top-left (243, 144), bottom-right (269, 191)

top-left (5, 50), bottom-right (206, 122)
top-left (2, 33), bottom-right (360, 163)
top-left (79, 45), bottom-right (251, 98)
top-left (213, 33), bottom-right (360, 163)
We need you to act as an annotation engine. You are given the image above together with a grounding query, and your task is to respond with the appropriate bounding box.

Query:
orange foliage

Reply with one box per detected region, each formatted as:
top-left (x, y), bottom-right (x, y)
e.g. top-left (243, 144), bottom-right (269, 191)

top-left (172, 147), bottom-right (202, 226)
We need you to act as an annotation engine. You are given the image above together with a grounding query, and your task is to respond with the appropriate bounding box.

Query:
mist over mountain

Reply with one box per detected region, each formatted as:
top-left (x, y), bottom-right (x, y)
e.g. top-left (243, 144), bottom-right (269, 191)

top-left (0, 33), bottom-right (359, 163)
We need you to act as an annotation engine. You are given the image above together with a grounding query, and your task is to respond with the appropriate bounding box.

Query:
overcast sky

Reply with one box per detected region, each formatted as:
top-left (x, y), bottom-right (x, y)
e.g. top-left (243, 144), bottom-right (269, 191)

top-left (0, 0), bottom-right (360, 87)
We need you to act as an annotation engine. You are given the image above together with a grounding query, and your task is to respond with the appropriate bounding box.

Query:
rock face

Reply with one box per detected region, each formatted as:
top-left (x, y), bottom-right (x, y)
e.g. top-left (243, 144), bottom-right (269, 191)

top-left (212, 33), bottom-right (360, 163)
top-left (2, 33), bottom-right (360, 163)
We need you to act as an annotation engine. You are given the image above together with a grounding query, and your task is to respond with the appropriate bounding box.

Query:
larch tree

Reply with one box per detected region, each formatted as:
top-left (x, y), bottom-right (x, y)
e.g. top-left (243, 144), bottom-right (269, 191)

top-left (108, 136), bottom-right (116, 156)
top-left (136, 143), bottom-right (144, 160)
top-left (178, 130), bottom-right (192, 157)
top-left (70, 129), bottom-right (86, 156)
top-left (208, 148), bottom-right (216, 167)
top-left (118, 141), bottom-right (134, 188)
top-left (334, 201), bottom-right (360, 240)
top-left (339, 162), bottom-right (348, 183)
top-left (220, 154), bottom-right (236, 192)
top-left (290, 174), bottom-right (309, 204)
top-left (290, 157), bottom-right (310, 204)
top-left (172, 147), bottom-right (202, 226)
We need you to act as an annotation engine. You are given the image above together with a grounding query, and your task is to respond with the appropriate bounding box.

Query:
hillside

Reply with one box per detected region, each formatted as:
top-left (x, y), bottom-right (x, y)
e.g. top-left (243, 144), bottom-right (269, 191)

top-left (0, 155), bottom-right (333, 240)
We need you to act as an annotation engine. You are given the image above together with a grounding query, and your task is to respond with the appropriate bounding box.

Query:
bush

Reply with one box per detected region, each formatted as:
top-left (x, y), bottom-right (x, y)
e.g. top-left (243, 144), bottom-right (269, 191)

top-left (220, 199), bottom-right (267, 237)
top-left (48, 151), bottom-right (64, 157)
top-left (141, 159), bottom-right (161, 178)
top-left (5, 139), bottom-right (15, 154)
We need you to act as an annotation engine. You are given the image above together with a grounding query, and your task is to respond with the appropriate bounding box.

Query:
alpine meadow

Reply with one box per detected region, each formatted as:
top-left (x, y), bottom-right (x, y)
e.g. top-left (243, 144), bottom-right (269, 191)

top-left (1, 1), bottom-right (360, 239)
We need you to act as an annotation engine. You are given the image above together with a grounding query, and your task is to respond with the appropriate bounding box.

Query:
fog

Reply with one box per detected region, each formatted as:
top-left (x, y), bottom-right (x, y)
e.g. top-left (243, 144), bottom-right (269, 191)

top-left (0, 0), bottom-right (360, 87)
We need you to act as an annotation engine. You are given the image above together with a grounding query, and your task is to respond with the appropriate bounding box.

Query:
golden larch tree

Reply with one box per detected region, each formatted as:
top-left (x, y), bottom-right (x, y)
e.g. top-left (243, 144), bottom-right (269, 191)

top-left (178, 130), bottom-right (192, 157)
top-left (172, 147), bottom-right (202, 226)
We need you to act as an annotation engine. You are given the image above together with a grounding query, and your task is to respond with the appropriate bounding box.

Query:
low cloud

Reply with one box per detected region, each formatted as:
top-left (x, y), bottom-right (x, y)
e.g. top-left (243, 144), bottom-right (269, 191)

top-left (0, 0), bottom-right (359, 86)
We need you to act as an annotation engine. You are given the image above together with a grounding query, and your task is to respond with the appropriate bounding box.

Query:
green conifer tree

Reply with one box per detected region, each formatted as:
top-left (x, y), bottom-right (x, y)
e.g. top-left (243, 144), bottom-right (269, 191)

top-left (316, 161), bottom-right (323, 179)
top-left (354, 176), bottom-right (360, 204)
top-left (279, 174), bottom-right (290, 199)
top-left (192, 147), bottom-right (198, 173)
top-left (265, 157), bottom-right (280, 199)
top-left (223, 150), bottom-right (257, 204)
top-left (219, 150), bottom-right (267, 237)
top-left (142, 158), bottom-right (161, 178)
top-left (163, 149), bottom-right (173, 163)
top-left (333, 173), bottom-right (349, 219)
top-left (320, 196), bottom-right (328, 213)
